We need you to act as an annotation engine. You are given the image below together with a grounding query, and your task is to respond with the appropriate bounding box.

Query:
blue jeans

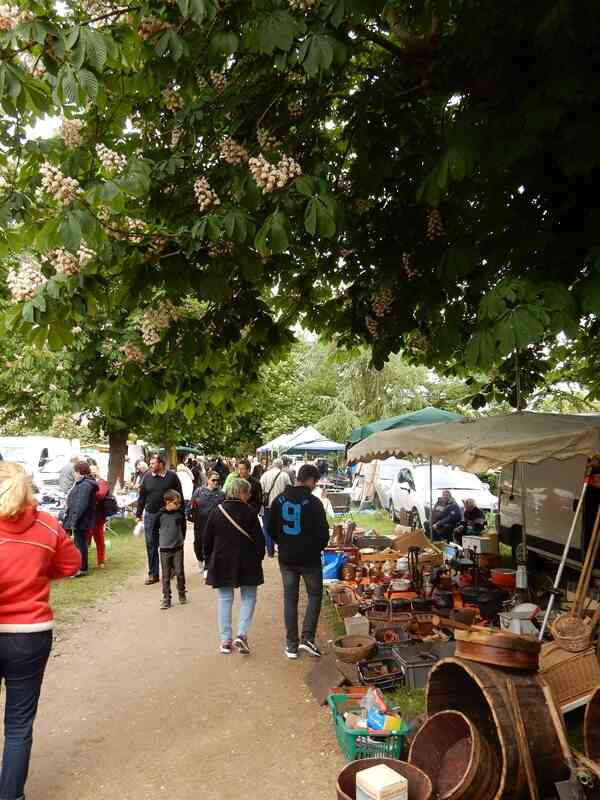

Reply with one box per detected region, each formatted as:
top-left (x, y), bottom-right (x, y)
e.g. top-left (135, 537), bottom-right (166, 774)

top-left (217, 587), bottom-right (258, 643)
top-left (143, 511), bottom-right (160, 578)
top-left (261, 508), bottom-right (275, 557)
top-left (0, 631), bottom-right (52, 800)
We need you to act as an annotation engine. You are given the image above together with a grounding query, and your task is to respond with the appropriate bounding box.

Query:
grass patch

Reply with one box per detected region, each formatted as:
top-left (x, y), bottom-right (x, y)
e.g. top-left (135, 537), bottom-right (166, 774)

top-left (51, 516), bottom-right (146, 626)
top-left (349, 510), bottom-right (397, 537)
top-left (384, 686), bottom-right (427, 719)
top-left (322, 593), bottom-right (346, 638)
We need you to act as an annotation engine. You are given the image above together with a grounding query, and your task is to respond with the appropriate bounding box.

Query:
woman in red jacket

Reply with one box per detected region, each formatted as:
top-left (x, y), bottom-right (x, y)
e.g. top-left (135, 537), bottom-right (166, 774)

top-left (88, 464), bottom-right (109, 568)
top-left (0, 461), bottom-right (81, 800)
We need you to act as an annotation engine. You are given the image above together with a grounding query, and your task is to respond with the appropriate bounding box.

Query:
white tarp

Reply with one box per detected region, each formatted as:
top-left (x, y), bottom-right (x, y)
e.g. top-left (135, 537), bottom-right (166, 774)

top-left (347, 411), bottom-right (600, 472)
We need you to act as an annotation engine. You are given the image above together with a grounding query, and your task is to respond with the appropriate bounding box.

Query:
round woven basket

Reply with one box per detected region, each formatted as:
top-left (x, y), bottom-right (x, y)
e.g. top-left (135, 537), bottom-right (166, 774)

top-left (332, 634), bottom-right (377, 663)
top-left (550, 613), bottom-right (591, 653)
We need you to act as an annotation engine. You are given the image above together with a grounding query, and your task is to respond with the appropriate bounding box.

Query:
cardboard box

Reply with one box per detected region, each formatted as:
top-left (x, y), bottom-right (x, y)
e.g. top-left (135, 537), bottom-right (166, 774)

top-left (391, 527), bottom-right (443, 567)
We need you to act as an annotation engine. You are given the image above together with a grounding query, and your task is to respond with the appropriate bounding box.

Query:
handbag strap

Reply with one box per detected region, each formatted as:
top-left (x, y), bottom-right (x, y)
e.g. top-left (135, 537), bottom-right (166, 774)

top-left (265, 470), bottom-right (282, 506)
top-left (217, 504), bottom-right (254, 542)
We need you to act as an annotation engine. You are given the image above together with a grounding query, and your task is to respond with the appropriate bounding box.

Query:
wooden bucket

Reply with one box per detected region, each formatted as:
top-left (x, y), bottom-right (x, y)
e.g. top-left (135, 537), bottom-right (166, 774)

top-left (427, 658), bottom-right (569, 800)
top-left (408, 710), bottom-right (497, 800)
top-left (337, 758), bottom-right (432, 800)
top-left (585, 683), bottom-right (600, 762)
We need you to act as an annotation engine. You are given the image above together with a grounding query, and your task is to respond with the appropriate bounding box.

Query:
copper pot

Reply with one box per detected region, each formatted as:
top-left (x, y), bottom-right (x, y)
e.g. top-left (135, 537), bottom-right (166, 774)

top-left (341, 563), bottom-right (357, 582)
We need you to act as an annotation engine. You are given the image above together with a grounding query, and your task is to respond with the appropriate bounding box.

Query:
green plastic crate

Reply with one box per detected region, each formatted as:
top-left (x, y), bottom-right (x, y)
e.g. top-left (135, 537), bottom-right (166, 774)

top-left (327, 693), bottom-right (408, 761)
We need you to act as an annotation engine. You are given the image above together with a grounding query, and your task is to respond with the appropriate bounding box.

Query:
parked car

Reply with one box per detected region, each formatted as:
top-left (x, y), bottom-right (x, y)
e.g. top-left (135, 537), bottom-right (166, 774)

top-left (389, 464), bottom-right (498, 526)
top-left (374, 458), bottom-right (413, 509)
top-left (0, 436), bottom-right (78, 477)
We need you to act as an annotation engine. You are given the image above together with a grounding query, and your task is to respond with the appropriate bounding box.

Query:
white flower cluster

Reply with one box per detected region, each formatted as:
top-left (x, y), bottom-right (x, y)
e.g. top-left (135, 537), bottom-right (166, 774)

top-left (95, 143), bottom-right (127, 174)
top-left (257, 127), bottom-right (280, 150)
top-left (45, 245), bottom-right (95, 277)
top-left (121, 343), bottom-right (145, 364)
top-left (138, 16), bottom-right (170, 40)
top-left (371, 288), bottom-right (394, 317)
top-left (288, 99), bottom-right (303, 119)
top-left (248, 154), bottom-right (301, 194)
top-left (39, 162), bottom-right (82, 206)
top-left (208, 241), bottom-right (233, 258)
top-left (194, 177), bottom-right (220, 212)
top-left (209, 69), bottom-right (227, 92)
top-left (161, 85), bottom-right (182, 112)
top-left (59, 118), bottom-right (84, 148)
top-left (139, 301), bottom-right (179, 347)
top-left (123, 218), bottom-right (147, 244)
top-left (0, 4), bottom-right (31, 30)
top-left (19, 53), bottom-right (45, 79)
top-left (218, 137), bottom-right (249, 165)
top-left (286, 70), bottom-right (306, 83)
top-left (170, 128), bottom-right (183, 149)
top-left (288, 0), bottom-right (319, 10)
top-left (6, 256), bottom-right (46, 302)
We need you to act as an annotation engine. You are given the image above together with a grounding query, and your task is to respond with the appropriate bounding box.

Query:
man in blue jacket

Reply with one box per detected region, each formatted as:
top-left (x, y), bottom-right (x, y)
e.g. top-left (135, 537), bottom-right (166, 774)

top-left (430, 490), bottom-right (462, 541)
top-left (267, 464), bottom-right (329, 659)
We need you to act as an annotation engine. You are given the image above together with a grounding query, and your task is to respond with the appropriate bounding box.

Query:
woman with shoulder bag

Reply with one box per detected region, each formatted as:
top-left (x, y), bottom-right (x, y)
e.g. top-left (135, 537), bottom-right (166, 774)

top-left (0, 462), bottom-right (81, 800)
top-left (204, 478), bottom-right (265, 656)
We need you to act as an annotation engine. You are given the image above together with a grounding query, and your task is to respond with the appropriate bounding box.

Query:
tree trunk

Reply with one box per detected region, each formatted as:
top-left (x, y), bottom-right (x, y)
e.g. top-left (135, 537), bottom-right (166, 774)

top-left (162, 442), bottom-right (177, 469)
top-left (108, 428), bottom-right (129, 489)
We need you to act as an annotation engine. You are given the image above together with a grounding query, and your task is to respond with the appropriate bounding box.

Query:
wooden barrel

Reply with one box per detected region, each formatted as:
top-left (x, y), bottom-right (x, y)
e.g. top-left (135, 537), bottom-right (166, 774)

top-left (337, 758), bottom-right (433, 800)
top-left (427, 658), bottom-right (569, 800)
top-left (408, 710), bottom-right (498, 800)
top-left (585, 683), bottom-right (600, 762)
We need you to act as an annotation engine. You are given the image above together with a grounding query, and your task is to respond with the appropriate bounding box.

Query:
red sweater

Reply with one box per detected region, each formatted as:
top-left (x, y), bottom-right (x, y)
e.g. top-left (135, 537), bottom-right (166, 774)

top-left (0, 505), bottom-right (81, 632)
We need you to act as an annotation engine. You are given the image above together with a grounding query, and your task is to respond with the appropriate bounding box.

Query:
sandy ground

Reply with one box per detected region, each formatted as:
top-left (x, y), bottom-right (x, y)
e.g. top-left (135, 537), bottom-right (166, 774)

top-left (21, 538), bottom-right (344, 800)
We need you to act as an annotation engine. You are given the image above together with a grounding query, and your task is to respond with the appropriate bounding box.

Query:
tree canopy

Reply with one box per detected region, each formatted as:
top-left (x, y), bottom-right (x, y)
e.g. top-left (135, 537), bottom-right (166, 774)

top-left (0, 0), bottom-right (598, 420)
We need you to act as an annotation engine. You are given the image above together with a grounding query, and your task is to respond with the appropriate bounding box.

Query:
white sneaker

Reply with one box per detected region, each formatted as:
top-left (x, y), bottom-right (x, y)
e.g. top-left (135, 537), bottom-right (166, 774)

top-left (285, 646), bottom-right (299, 659)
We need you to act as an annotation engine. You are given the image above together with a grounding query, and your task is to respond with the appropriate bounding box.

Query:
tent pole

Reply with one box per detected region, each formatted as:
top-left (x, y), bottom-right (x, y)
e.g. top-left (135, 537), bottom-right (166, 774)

top-left (429, 457), bottom-right (433, 532)
top-left (538, 478), bottom-right (588, 640)
top-left (519, 462), bottom-right (528, 573)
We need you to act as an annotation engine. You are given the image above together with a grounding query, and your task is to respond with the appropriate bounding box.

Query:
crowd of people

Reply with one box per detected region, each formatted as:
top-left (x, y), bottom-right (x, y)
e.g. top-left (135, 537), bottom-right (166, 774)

top-left (0, 449), bottom-right (333, 799)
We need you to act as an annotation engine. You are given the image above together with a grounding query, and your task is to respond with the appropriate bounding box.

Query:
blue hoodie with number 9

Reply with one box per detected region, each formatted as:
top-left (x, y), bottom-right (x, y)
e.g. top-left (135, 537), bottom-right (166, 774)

top-left (267, 485), bottom-right (330, 566)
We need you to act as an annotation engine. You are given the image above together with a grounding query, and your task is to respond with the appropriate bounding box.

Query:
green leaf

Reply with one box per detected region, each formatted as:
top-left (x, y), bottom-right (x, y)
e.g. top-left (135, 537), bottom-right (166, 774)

top-left (295, 176), bottom-right (315, 197)
top-left (254, 223), bottom-right (270, 256)
top-left (480, 291), bottom-right (506, 321)
top-left (183, 401), bottom-right (196, 422)
top-left (83, 29), bottom-right (108, 71)
top-left (270, 211), bottom-right (289, 253)
top-left (72, 33), bottom-right (87, 69)
top-left (22, 302), bottom-right (35, 323)
top-left (31, 292), bottom-right (46, 312)
top-left (258, 11), bottom-right (304, 54)
top-left (60, 67), bottom-right (77, 102)
top-left (64, 26), bottom-right (80, 49)
top-left (177, 0), bottom-right (190, 15)
top-left (157, 29), bottom-right (184, 61)
top-left (58, 213), bottom-right (82, 251)
top-left (304, 197), bottom-right (336, 237)
top-left (301, 34), bottom-right (334, 76)
top-left (209, 30), bottom-right (239, 58)
top-left (77, 69), bottom-right (99, 100)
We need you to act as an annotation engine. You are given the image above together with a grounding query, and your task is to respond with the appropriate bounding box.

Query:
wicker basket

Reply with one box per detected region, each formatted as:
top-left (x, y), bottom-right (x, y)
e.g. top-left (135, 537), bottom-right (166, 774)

top-left (332, 634), bottom-right (377, 664)
top-left (540, 642), bottom-right (600, 707)
top-left (550, 613), bottom-right (592, 653)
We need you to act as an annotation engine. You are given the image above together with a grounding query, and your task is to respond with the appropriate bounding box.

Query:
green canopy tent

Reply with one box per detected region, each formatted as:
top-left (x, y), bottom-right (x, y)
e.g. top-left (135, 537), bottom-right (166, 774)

top-left (347, 407), bottom-right (462, 445)
top-left (347, 407), bottom-right (462, 519)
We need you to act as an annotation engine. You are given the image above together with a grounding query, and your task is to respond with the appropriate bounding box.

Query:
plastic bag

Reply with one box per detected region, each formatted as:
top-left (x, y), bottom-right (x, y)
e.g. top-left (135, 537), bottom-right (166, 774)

top-left (133, 520), bottom-right (144, 537)
top-left (322, 551), bottom-right (347, 580)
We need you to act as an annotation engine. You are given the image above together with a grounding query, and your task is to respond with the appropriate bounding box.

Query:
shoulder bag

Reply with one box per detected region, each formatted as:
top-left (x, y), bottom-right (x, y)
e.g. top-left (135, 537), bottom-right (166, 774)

top-left (217, 504), bottom-right (254, 542)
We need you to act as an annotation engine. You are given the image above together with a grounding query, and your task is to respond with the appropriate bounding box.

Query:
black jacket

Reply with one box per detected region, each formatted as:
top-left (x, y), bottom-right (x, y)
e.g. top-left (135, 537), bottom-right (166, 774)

top-left (246, 475), bottom-right (263, 512)
top-left (204, 500), bottom-right (265, 588)
top-left (153, 508), bottom-right (187, 549)
top-left (267, 486), bottom-right (329, 567)
top-left (65, 477), bottom-right (98, 531)
top-left (191, 486), bottom-right (225, 536)
top-left (431, 498), bottom-right (462, 530)
top-left (136, 471), bottom-right (183, 516)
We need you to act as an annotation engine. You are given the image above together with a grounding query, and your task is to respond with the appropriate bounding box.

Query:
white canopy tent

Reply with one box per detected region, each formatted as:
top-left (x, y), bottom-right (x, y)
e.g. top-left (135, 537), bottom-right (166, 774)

top-left (347, 411), bottom-right (600, 472)
top-left (256, 429), bottom-right (303, 454)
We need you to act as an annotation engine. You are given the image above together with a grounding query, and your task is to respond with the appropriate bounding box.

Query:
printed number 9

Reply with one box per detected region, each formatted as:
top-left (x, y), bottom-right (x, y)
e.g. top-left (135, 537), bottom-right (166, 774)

top-left (282, 502), bottom-right (301, 535)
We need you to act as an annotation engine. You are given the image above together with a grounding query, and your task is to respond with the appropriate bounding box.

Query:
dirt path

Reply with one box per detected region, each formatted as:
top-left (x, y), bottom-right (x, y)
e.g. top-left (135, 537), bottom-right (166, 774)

top-left (23, 537), bottom-right (344, 800)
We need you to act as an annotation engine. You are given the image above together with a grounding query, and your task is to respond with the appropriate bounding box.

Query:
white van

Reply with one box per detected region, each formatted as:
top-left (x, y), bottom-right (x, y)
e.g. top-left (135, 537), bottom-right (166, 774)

top-left (351, 458), bottom-right (412, 509)
top-left (497, 455), bottom-right (591, 567)
top-left (390, 464), bottom-right (498, 527)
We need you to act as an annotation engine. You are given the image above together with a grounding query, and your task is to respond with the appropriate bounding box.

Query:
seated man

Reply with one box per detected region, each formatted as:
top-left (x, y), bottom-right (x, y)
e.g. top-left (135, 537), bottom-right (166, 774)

top-left (454, 497), bottom-right (487, 545)
top-left (430, 489), bottom-right (462, 541)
